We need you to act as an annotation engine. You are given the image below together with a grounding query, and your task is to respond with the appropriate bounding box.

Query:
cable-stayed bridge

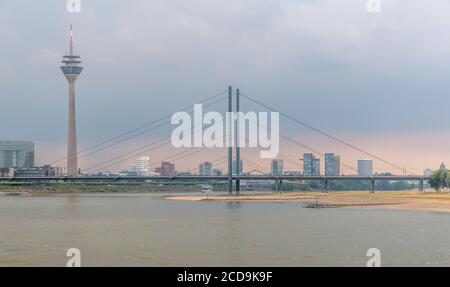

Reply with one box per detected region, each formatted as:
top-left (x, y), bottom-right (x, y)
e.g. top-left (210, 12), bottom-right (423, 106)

top-left (2, 175), bottom-right (426, 194)
top-left (0, 86), bottom-right (427, 193)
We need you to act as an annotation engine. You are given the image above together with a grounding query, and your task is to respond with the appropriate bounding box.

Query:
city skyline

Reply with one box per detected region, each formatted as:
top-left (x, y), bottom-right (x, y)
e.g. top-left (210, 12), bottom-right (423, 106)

top-left (63, 149), bottom-right (439, 177)
top-left (4, 131), bottom-right (447, 175)
top-left (10, 134), bottom-right (448, 175)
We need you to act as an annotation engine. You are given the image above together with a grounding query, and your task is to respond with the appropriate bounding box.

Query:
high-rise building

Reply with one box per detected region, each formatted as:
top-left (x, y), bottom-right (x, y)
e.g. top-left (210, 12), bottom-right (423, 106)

top-left (61, 25), bottom-right (83, 176)
top-left (232, 160), bottom-right (243, 175)
top-left (0, 141), bottom-right (35, 168)
top-left (303, 153), bottom-right (313, 176)
top-left (271, 159), bottom-right (284, 176)
top-left (129, 156), bottom-right (151, 176)
top-left (325, 153), bottom-right (340, 176)
top-left (313, 158), bottom-right (320, 176)
top-left (440, 162), bottom-right (447, 170)
top-left (358, 159), bottom-right (373, 176)
top-left (303, 153), bottom-right (320, 176)
top-left (199, 162), bottom-right (212, 176)
top-left (155, 162), bottom-right (176, 176)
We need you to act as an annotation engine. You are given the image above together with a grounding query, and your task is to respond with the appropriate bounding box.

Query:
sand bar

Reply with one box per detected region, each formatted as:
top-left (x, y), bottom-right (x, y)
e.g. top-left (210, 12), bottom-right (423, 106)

top-left (166, 190), bottom-right (450, 213)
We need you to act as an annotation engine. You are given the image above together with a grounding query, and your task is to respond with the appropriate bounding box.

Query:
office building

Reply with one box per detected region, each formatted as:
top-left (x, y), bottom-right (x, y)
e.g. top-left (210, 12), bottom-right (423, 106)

top-left (325, 153), bottom-right (340, 176)
top-left (129, 156), bottom-right (151, 176)
top-left (303, 153), bottom-right (320, 176)
top-left (358, 159), bottom-right (373, 176)
top-left (155, 162), bottom-right (176, 176)
top-left (271, 159), bottom-right (284, 176)
top-left (231, 160), bottom-right (244, 175)
top-left (199, 162), bottom-right (212, 176)
top-left (13, 165), bottom-right (63, 177)
top-left (0, 140), bottom-right (35, 168)
top-left (232, 160), bottom-right (243, 175)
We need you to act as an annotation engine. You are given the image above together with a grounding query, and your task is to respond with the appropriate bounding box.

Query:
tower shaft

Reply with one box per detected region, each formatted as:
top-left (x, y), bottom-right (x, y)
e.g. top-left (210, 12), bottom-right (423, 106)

top-left (67, 82), bottom-right (78, 176)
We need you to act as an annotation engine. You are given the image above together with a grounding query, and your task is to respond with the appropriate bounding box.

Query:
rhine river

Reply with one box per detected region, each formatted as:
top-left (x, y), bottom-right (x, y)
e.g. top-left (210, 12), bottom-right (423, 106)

top-left (1, 192), bottom-right (450, 267)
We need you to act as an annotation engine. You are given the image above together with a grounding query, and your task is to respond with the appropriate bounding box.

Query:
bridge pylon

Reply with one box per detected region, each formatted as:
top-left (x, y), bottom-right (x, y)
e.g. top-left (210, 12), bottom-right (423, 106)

top-left (227, 86), bottom-right (233, 195)
top-left (370, 178), bottom-right (375, 193)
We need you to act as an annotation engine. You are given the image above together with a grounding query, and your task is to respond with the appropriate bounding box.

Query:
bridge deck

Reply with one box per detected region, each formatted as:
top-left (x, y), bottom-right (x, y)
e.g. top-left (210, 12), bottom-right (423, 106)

top-left (0, 175), bottom-right (426, 182)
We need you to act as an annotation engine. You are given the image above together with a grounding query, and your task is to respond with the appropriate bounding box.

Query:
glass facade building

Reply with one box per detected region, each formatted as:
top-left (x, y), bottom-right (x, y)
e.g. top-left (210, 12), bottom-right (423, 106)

top-left (358, 159), bottom-right (373, 176)
top-left (199, 162), bottom-right (213, 176)
top-left (325, 153), bottom-right (340, 176)
top-left (232, 160), bottom-right (243, 175)
top-left (303, 153), bottom-right (320, 176)
top-left (271, 159), bottom-right (284, 176)
top-left (0, 141), bottom-right (34, 169)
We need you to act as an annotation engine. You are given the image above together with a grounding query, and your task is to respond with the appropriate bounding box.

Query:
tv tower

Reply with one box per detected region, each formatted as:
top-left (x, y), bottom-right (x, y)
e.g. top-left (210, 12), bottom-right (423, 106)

top-left (61, 25), bottom-right (83, 176)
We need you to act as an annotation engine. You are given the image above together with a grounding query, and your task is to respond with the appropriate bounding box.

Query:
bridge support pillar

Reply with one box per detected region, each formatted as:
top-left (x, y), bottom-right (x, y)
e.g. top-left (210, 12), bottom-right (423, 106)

top-left (419, 179), bottom-right (424, 192)
top-left (321, 178), bottom-right (328, 193)
top-left (235, 89), bottom-right (240, 195)
top-left (370, 179), bottom-right (375, 193)
top-left (227, 86), bottom-right (233, 195)
top-left (274, 179), bottom-right (283, 193)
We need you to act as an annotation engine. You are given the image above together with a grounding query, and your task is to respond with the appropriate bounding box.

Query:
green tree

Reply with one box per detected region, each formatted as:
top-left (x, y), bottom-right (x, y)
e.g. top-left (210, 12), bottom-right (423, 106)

top-left (446, 172), bottom-right (450, 190)
top-left (428, 169), bottom-right (448, 192)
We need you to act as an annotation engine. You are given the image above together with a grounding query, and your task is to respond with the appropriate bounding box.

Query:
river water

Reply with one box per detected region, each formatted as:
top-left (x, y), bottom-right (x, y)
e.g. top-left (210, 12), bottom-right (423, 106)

top-left (1, 192), bottom-right (450, 267)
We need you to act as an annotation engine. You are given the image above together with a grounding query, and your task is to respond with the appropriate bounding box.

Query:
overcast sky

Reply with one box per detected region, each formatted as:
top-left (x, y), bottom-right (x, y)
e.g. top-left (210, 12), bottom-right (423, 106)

top-left (1, 0), bottom-right (449, 173)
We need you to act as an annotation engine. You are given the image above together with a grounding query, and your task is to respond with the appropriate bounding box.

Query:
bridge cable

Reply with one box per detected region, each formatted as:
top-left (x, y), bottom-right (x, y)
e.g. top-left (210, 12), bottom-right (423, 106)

top-left (86, 113), bottom-right (228, 173)
top-left (240, 157), bottom-right (268, 174)
top-left (49, 89), bottom-right (228, 166)
top-left (240, 93), bottom-right (411, 175)
top-left (71, 96), bottom-right (227, 170)
top-left (237, 107), bottom-right (358, 172)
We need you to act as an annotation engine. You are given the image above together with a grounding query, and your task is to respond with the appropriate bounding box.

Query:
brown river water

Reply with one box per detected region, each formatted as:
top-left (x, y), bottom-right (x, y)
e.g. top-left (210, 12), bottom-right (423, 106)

top-left (1, 192), bottom-right (450, 266)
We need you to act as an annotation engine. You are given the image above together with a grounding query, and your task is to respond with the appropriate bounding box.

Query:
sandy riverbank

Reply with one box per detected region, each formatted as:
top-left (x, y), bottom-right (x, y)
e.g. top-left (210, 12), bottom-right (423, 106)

top-left (166, 190), bottom-right (450, 213)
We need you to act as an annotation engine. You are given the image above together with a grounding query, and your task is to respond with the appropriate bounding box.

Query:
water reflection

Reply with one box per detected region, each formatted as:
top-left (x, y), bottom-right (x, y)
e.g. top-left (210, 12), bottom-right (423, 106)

top-left (226, 201), bottom-right (242, 210)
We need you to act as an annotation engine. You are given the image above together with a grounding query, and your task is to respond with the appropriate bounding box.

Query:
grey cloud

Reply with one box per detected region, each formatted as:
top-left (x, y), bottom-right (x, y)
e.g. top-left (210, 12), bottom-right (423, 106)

top-left (1, 0), bottom-right (450, 146)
